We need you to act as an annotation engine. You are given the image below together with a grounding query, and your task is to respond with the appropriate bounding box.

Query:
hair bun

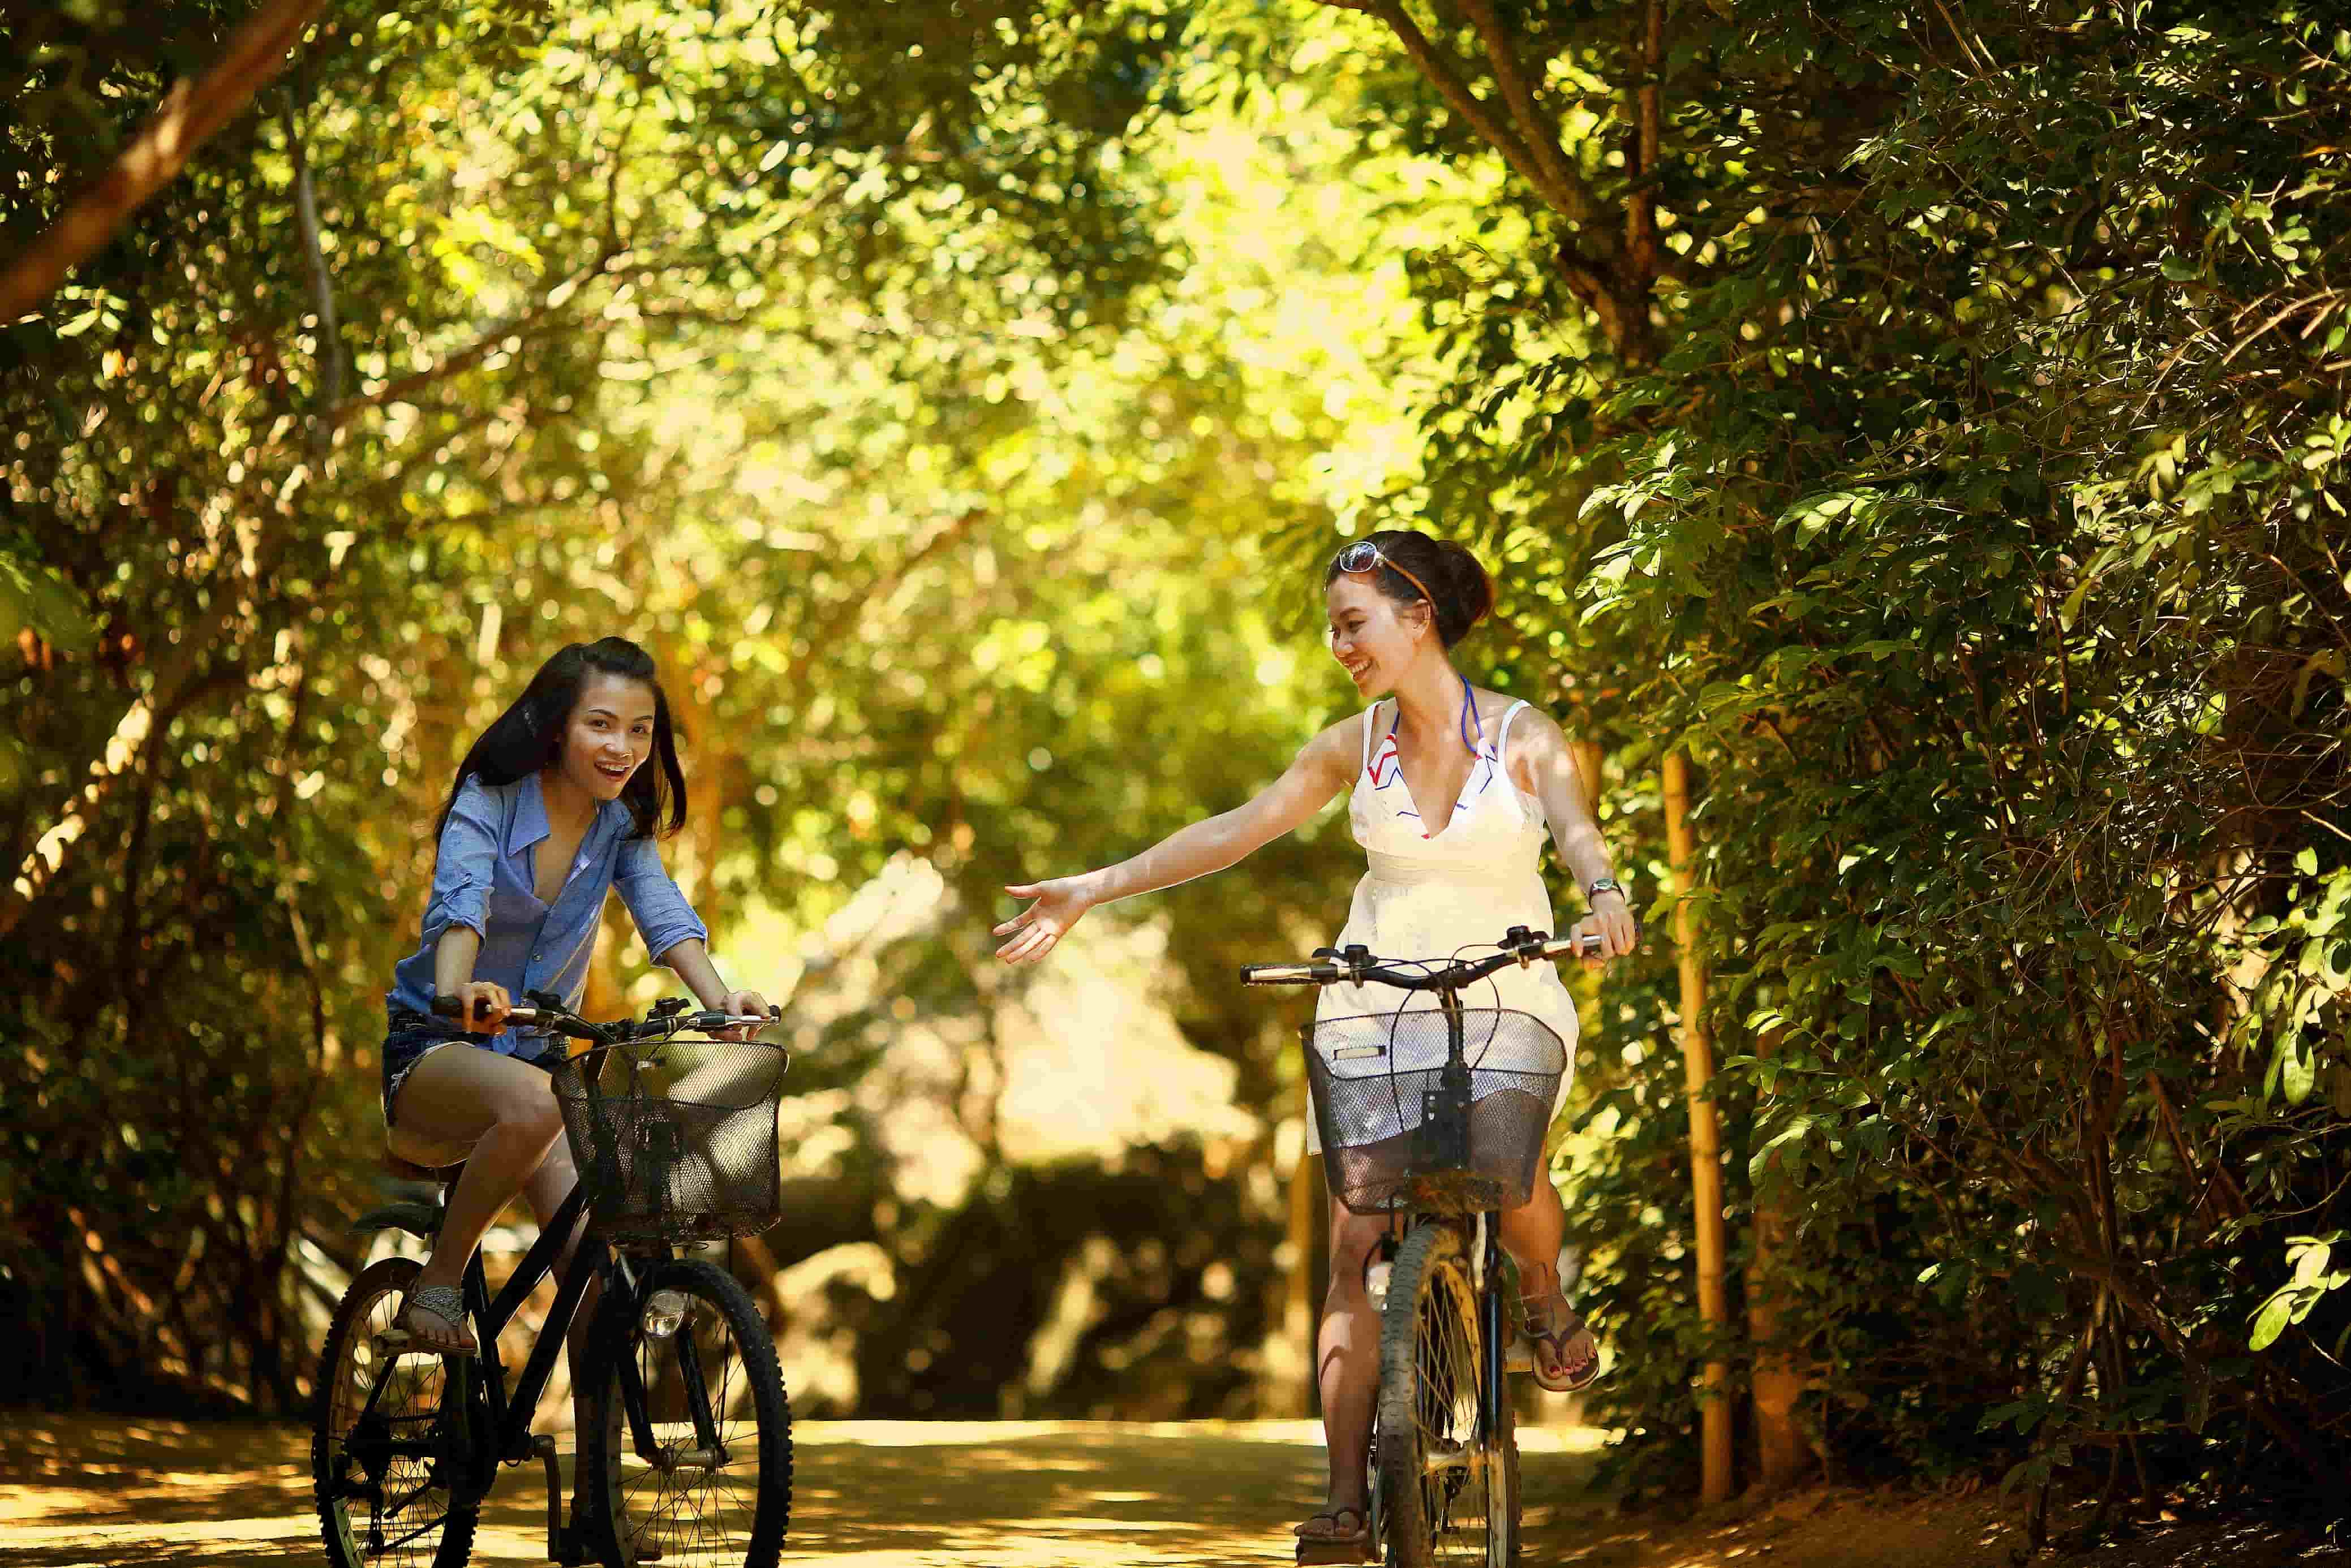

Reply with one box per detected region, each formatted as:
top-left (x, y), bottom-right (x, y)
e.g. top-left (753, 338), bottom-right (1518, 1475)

top-left (1432, 540), bottom-right (1493, 642)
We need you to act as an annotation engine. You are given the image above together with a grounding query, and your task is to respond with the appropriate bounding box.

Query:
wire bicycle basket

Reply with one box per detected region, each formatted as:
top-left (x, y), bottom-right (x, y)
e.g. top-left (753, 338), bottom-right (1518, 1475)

top-left (1305, 1007), bottom-right (1566, 1216)
top-left (549, 1035), bottom-right (789, 1242)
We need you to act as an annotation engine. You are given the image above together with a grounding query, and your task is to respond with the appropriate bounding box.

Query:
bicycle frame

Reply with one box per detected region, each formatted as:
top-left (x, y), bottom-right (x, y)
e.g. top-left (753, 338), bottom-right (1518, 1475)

top-left (457, 1177), bottom-right (615, 1473)
top-left (457, 1175), bottom-right (737, 1488)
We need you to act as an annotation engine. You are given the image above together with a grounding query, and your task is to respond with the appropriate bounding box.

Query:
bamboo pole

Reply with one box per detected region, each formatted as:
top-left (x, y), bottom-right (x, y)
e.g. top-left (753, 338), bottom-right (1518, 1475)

top-left (0, 0), bottom-right (327, 325)
top-left (1662, 748), bottom-right (1733, 1504)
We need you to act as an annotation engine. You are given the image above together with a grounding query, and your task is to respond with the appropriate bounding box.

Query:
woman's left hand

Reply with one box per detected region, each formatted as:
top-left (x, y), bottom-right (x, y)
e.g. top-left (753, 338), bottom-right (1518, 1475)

top-left (1574, 893), bottom-right (1640, 970)
top-left (717, 988), bottom-right (773, 1041)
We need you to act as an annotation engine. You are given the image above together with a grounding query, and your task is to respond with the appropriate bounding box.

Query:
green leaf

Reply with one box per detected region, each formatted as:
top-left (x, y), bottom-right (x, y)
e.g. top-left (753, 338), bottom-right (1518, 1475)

top-left (2250, 1290), bottom-right (2296, 1351)
top-left (2281, 1036), bottom-right (2318, 1105)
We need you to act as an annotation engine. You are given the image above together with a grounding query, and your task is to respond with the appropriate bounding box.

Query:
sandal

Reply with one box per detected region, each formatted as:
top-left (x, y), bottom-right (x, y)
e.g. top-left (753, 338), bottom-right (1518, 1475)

top-left (1293, 1507), bottom-right (1372, 1566)
top-left (386, 1283), bottom-right (478, 1358)
top-left (1514, 1261), bottom-right (1602, 1394)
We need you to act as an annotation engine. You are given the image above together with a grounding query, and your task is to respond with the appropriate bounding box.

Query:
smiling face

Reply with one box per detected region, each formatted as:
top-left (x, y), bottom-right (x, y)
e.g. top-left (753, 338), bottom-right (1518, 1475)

top-left (552, 670), bottom-right (657, 803)
top-left (1326, 573), bottom-right (1429, 695)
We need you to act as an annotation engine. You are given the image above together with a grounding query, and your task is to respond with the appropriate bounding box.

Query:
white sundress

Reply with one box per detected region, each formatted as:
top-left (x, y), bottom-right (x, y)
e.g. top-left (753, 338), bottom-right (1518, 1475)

top-left (1305, 697), bottom-right (1583, 1156)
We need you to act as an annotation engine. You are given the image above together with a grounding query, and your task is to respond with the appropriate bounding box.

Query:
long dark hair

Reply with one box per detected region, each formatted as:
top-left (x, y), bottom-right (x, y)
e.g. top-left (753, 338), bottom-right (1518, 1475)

top-left (433, 637), bottom-right (688, 843)
top-left (1323, 528), bottom-right (1494, 649)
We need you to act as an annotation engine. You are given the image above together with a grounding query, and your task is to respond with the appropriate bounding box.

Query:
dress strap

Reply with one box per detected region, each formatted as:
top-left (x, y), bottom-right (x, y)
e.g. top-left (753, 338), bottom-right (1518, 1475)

top-left (1495, 700), bottom-right (1532, 776)
top-left (1360, 701), bottom-right (1385, 774)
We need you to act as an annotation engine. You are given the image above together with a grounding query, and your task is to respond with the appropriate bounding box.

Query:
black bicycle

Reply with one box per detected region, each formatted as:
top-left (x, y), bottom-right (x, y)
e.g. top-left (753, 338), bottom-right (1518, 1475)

top-left (1244, 924), bottom-right (1621, 1568)
top-left (312, 992), bottom-right (794, 1568)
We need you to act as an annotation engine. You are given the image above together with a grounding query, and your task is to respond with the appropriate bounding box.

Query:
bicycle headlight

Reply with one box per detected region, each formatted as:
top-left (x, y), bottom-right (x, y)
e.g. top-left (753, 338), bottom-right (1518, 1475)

top-left (641, 1288), bottom-right (691, 1339)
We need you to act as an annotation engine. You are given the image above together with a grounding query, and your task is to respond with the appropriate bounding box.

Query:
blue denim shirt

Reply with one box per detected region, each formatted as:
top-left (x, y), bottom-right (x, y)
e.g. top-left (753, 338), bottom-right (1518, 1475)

top-left (386, 772), bottom-right (708, 1055)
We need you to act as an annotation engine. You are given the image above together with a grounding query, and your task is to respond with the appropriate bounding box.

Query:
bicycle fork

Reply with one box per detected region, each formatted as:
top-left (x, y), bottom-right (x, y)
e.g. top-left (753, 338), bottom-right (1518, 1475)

top-left (1479, 1216), bottom-right (1507, 1463)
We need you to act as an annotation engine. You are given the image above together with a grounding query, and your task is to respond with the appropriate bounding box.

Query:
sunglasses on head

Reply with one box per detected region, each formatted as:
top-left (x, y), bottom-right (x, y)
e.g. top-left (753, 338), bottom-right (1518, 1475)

top-left (1333, 540), bottom-right (1434, 608)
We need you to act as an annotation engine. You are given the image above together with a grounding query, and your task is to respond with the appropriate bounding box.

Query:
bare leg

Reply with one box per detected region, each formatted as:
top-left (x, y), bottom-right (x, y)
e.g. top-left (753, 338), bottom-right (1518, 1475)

top-left (1313, 1200), bottom-right (1389, 1530)
top-left (1497, 1173), bottom-right (1598, 1385)
top-left (389, 1046), bottom-right (568, 1346)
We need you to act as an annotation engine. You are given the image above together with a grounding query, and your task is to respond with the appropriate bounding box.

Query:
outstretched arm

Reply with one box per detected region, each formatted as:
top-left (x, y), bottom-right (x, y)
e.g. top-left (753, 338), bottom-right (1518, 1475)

top-left (1510, 709), bottom-right (1638, 966)
top-left (994, 716), bottom-right (1362, 964)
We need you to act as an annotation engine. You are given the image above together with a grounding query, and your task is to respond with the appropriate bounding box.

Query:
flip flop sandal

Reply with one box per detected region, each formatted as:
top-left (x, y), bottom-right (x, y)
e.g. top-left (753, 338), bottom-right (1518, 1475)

top-left (1294, 1507), bottom-right (1373, 1565)
top-left (1518, 1306), bottom-right (1602, 1394)
top-left (1510, 1255), bottom-right (1602, 1393)
top-left (385, 1283), bottom-right (478, 1358)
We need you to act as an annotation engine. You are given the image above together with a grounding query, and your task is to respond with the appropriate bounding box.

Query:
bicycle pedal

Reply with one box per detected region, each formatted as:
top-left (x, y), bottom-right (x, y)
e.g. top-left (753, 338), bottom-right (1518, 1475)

top-left (372, 1329), bottom-right (430, 1359)
top-left (552, 1513), bottom-right (665, 1564)
top-left (1296, 1541), bottom-right (1375, 1567)
top-left (532, 1437), bottom-right (564, 1563)
top-left (549, 1521), bottom-right (591, 1566)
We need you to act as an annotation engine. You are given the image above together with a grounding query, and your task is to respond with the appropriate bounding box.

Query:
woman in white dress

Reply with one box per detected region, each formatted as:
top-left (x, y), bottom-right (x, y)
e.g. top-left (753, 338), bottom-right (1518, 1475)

top-left (995, 530), bottom-right (1639, 1562)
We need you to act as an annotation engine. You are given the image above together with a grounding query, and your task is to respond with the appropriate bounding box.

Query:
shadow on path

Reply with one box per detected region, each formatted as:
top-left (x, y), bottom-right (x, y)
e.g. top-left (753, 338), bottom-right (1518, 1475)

top-left (0, 1414), bottom-right (1605, 1567)
top-left (2, 1414), bottom-right (2336, 1568)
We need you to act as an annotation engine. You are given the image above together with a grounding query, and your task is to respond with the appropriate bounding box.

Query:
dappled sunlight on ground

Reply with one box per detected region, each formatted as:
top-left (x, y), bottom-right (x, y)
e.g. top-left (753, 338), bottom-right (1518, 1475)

top-left (2, 1415), bottom-right (2339, 1567)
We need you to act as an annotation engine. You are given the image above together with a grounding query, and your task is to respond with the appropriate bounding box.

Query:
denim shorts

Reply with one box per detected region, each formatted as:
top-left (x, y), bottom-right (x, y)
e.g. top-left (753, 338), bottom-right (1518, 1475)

top-left (381, 1009), bottom-right (555, 1129)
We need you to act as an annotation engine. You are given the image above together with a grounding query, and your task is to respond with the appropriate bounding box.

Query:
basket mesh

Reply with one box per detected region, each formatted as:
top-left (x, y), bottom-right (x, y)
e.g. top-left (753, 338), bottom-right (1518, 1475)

top-left (548, 1037), bottom-right (787, 1242)
top-left (1306, 1008), bottom-right (1566, 1216)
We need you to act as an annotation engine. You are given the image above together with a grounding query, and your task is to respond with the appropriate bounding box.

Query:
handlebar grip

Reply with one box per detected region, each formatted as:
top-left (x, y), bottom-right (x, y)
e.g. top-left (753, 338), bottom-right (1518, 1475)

top-left (1240, 962), bottom-right (1337, 986)
top-left (1540, 927), bottom-right (1637, 960)
top-left (432, 994), bottom-right (544, 1026)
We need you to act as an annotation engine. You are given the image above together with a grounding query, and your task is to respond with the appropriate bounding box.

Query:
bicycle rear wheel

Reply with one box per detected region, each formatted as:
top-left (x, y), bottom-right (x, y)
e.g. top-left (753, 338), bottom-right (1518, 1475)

top-left (578, 1257), bottom-right (792, 1568)
top-left (312, 1256), bottom-right (479, 1568)
top-left (1377, 1224), bottom-right (1519, 1567)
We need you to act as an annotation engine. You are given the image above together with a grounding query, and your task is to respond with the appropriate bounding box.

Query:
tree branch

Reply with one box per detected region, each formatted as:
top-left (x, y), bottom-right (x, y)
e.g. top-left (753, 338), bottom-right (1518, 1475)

top-left (279, 80), bottom-right (345, 424)
top-left (1356, 0), bottom-right (1587, 230)
top-left (1453, 0), bottom-right (1592, 226)
top-left (1330, 0), bottom-right (1662, 359)
top-left (0, 0), bottom-right (327, 324)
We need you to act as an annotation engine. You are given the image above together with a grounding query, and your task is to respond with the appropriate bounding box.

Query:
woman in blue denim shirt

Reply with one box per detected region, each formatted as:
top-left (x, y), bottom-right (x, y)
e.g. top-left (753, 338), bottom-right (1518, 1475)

top-left (381, 637), bottom-right (768, 1358)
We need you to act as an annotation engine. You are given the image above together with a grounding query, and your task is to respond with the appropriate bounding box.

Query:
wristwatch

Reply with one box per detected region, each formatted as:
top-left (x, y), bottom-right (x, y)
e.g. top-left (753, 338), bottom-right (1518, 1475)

top-left (1586, 876), bottom-right (1626, 903)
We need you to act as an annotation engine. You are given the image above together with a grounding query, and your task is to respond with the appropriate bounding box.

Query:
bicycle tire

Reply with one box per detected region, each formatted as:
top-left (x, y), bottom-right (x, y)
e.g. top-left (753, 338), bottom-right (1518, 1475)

top-left (312, 1256), bottom-right (480, 1568)
top-left (578, 1257), bottom-right (792, 1568)
top-left (1377, 1224), bottom-right (1519, 1567)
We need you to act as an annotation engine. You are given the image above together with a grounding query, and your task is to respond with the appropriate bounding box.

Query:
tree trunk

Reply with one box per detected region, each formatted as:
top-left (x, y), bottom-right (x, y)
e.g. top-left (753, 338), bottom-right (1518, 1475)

top-left (1663, 748), bottom-right (1733, 1504)
top-left (1746, 1026), bottom-right (1816, 1493)
top-left (0, 0), bottom-right (326, 323)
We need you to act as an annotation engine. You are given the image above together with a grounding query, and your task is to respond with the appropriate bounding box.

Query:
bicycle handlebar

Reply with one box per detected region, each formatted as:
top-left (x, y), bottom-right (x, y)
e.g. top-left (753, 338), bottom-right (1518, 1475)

top-left (1239, 921), bottom-right (1642, 990)
top-left (429, 992), bottom-right (781, 1048)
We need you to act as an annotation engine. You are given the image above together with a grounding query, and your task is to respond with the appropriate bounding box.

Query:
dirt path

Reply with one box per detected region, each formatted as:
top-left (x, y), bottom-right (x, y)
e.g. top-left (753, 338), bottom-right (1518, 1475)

top-left (1, 1415), bottom-right (2334, 1567)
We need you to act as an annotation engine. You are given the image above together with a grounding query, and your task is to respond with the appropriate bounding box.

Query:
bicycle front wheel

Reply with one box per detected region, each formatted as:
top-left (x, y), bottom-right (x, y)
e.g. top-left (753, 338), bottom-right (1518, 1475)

top-left (311, 1256), bottom-right (479, 1568)
top-left (578, 1257), bottom-right (792, 1568)
top-left (1377, 1224), bottom-right (1519, 1567)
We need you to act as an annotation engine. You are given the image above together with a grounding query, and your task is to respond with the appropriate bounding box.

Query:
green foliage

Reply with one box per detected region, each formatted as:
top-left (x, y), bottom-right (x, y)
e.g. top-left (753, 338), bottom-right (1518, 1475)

top-left (1336, 0), bottom-right (2351, 1508)
top-left (0, 0), bottom-right (1365, 1413)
